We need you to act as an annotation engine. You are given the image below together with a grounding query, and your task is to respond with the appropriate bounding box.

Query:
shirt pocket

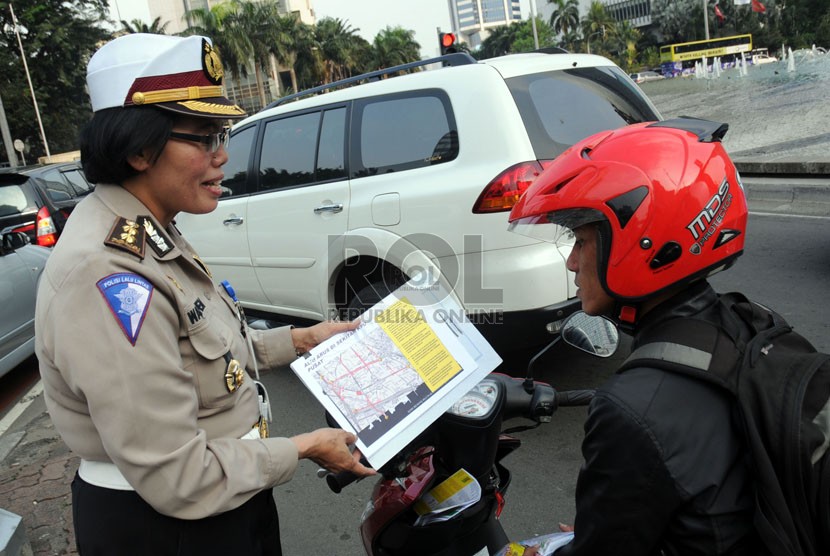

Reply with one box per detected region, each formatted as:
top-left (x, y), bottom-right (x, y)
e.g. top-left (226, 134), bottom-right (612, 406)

top-left (187, 317), bottom-right (239, 409)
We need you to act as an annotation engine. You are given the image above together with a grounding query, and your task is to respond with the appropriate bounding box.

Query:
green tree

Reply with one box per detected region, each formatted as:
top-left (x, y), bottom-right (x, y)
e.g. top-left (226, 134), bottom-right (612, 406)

top-left (370, 26), bottom-right (421, 71)
top-left (0, 0), bottom-right (111, 162)
top-left (511, 18), bottom-right (556, 53)
top-left (651, 0), bottom-right (703, 43)
top-left (120, 16), bottom-right (169, 35)
top-left (477, 24), bottom-right (521, 58)
top-left (609, 20), bottom-right (641, 70)
top-left (581, 1), bottom-right (615, 54)
top-left (315, 17), bottom-right (366, 83)
top-left (548, 0), bottom-right (580, 37)
top-left (185, 1), bottom-right (248, 86)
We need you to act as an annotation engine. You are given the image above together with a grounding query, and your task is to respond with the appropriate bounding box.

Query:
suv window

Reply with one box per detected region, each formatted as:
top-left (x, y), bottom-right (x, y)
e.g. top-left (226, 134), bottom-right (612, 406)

top-left (508, 66), bottom-right (660, 160)
top-left (258, 107), bottom-right (347, 191)
top-left (224, 125), bottom-right (257, 197)
top-left (352, 91), bottom-right (458, 177)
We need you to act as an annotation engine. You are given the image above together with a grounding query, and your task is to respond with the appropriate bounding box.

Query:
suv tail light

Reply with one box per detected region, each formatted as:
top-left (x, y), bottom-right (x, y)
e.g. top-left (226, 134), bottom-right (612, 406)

top-left (472, 160), bottom-right (553, 213)
top-left (36, 206), bottom-right (58, 247)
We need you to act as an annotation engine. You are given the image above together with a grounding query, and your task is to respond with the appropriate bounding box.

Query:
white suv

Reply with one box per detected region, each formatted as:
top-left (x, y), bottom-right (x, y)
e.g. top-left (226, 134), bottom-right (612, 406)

top-left (177, 52), bottom-right (660, 351)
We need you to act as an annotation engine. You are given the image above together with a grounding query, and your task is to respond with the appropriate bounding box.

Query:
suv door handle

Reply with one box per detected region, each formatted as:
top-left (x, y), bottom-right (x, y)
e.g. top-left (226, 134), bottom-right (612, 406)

top-left (313, 203), bottom-right (344, 214)
top-left (223, 215), bottom-right (244, 225)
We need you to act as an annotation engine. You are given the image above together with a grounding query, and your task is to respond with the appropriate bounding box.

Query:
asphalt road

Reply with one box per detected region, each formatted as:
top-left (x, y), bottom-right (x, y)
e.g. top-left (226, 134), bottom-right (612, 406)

top-left (268, 211), bottom-right (830, 555)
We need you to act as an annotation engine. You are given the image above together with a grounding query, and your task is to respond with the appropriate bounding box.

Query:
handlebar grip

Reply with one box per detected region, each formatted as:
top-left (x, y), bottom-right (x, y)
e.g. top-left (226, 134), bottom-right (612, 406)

top-left (325, 469), bottom-right (362, 493)
top-left (555, 389), bottom-right (595, 407)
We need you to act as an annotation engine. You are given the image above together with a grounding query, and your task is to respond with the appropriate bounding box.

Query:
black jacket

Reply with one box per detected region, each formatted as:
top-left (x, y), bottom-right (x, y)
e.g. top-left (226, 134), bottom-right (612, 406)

top-left (557, 281), bottom-right (761, 556)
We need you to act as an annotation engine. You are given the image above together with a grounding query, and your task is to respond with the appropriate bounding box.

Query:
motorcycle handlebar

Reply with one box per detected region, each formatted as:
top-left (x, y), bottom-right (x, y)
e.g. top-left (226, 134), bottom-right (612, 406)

top-left (325, 469), bottom-right (363, 493)
top-left (555, 389), bottom-right (595, 407)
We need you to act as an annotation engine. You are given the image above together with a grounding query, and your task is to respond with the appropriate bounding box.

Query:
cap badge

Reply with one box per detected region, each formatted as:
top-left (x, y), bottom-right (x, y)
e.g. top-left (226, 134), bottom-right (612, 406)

top-left (203, 39), bottom-right (224, 85)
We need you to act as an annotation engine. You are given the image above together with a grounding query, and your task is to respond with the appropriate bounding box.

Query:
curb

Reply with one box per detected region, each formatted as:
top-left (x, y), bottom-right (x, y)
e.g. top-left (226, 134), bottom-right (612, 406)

top-left (735, 160), bottom-right (830, 175)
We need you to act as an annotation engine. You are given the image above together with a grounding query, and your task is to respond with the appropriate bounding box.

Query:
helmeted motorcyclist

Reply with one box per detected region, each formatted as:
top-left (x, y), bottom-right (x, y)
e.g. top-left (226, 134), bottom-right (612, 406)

top-left (507, 118), bottom-right (764, 555)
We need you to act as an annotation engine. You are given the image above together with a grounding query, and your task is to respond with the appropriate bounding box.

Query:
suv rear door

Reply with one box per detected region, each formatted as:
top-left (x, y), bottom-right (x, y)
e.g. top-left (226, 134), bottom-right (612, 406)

top-left (246, 105), bottom-right (350, 319)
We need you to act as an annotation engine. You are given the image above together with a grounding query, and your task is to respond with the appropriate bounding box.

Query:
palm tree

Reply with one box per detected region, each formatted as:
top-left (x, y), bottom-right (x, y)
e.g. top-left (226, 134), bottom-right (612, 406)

top-left (267, 13), bottom-right (302, 95)
top-left (120, 16), bottom-right (169, 35)
top-left (371, 26), bottom-right (421, 72)
top-left (610, 20), bottom-right (641, 69)
top-left (548, 0), bottom-right (580, 37)
top-left (233, 1), bottom-right (282, 107)
top-left (315, 17), bottom-right (364, 83)
top-left (185, 1), bottom-right (248, 86)
top-left (581, 1), bottom-right (614, 54)
top-left (477, 24), bottom-right (520, 58)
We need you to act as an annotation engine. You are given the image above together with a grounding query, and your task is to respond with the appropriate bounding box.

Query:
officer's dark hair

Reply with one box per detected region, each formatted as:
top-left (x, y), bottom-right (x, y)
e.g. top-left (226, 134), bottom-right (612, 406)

top-left (80, 106), bottom-right (175, 185)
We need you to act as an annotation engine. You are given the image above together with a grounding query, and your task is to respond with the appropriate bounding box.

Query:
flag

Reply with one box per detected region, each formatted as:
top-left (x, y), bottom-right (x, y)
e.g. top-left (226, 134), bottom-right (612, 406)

top-left (714, 3), bottom-right (726, 23)
top-left (752, 0), bottom-right (766, 13)
top-left (733, 0), bottom-right (750, 5)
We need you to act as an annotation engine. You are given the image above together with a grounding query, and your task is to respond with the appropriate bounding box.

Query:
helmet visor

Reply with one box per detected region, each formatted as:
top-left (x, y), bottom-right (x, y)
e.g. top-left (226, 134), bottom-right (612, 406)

top-left (508, 214), bottom-right (573, 245)
top-left (508, 208), bottom-right (606, 244)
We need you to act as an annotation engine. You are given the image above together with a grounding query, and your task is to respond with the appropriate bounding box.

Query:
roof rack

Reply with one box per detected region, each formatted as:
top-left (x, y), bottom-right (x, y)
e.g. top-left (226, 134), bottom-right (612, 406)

top-left (265, 52), bottom-right (477, 109)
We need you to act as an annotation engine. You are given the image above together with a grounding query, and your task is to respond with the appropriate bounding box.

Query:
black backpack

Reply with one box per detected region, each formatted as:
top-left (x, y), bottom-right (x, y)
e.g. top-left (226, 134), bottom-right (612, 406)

top-left (619, 292), bottom-right (830, 556)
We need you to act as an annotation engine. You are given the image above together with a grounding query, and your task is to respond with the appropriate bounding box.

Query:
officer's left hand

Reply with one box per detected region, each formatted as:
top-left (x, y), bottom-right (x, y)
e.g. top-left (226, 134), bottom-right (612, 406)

top-left (292, 428), bottom-right (376, 477)
top-left (291, 320), bottom-right (361, 355)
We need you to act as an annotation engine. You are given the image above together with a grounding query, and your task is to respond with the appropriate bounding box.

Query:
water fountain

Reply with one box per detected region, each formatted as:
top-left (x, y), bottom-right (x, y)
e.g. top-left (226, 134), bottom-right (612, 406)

top-left (637, 52), bottom-right (830, 159)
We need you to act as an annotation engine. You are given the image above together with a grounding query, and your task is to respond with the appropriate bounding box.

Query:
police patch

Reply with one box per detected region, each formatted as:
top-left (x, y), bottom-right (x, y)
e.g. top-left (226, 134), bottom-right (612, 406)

top-left (97, 273), bottom-right (154, 345)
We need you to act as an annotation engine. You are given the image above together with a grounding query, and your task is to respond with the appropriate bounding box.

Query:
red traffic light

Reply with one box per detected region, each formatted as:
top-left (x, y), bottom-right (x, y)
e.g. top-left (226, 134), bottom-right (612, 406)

top-left (439, 32), bottom-right (458, 55)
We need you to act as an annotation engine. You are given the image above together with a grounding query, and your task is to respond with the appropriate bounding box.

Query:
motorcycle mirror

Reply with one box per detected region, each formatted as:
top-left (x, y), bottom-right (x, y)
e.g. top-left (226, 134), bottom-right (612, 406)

top-left (561, 311), bottom-right (620, 358)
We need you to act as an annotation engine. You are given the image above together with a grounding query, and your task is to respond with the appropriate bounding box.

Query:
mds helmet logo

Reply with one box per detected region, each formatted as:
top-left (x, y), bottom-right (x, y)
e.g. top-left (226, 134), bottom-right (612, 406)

top-left (686, 177), bottom-right (733, 255)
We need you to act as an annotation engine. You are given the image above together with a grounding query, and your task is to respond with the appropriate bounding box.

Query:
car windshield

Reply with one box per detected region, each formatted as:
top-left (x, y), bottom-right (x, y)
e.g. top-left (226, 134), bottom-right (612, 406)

top-left (507, 66), bottom-right (661, 160)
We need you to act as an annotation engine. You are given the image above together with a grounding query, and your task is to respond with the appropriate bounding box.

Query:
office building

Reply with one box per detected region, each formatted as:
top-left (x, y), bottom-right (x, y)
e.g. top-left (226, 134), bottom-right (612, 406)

top-left (453, 0), bottom-right (523, 47)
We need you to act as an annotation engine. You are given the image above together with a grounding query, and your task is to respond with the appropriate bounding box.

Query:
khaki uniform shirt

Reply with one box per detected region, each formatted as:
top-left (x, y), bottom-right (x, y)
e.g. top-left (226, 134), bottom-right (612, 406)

top-left (35, 183), bottom-right (299, 519)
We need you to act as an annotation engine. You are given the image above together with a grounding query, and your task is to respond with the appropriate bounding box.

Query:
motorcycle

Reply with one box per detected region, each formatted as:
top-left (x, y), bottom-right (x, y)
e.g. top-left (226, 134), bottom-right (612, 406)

top-left (322, 311), bottom-right (620, 556)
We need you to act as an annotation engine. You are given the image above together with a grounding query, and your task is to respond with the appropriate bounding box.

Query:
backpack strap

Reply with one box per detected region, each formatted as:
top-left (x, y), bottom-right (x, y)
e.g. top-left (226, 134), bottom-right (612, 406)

top-left (619, 293), bottom-right (755, 392)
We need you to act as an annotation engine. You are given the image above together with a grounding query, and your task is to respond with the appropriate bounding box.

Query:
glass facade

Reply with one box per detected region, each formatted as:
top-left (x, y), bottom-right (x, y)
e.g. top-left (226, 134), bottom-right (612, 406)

top-left (455, 0), bottom-right (522, 32)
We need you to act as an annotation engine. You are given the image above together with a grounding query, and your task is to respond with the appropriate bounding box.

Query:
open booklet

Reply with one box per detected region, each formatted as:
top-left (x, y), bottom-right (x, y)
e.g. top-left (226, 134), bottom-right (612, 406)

top-left (289, 274), bottom-right (502, 469)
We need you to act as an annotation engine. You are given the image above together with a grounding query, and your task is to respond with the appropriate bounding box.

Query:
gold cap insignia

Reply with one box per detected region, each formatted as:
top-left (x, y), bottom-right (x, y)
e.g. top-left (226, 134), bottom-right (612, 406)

top-left (202, 39), bottom-right (224, 85)
top-left (104, 217), bottom-right (146, 259)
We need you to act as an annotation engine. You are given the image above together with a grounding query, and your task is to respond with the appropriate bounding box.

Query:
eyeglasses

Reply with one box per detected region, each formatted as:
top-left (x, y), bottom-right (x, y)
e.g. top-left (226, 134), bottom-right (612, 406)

top-left (169, 127), bottom-right (230, 153)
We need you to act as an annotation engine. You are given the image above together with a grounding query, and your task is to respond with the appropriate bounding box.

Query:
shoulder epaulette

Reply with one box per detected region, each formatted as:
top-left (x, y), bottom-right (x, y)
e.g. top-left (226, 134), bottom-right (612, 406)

top-left (104, 216), bottom-right (146, 259)
top-left (138, 216), bottom-right (174, 257)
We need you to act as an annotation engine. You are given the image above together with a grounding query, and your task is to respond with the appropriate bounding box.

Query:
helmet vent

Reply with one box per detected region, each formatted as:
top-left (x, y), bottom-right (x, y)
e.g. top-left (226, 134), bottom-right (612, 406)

top-left (649, 242), bottom-right (682, 269)
top-left (714, 229), bottom-right (742, 249)
top-left (606, 185), bottom-right (648, 229)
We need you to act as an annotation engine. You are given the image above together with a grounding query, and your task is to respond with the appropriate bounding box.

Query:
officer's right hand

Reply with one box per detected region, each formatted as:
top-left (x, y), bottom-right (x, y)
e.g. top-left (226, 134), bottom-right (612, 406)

top-left (291, 428), bottom-right (376, 477)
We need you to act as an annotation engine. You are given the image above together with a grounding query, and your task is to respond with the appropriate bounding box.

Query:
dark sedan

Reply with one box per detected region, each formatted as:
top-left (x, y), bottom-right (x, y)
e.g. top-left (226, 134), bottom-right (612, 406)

top-left (0, 161), bottom-right (92, 247)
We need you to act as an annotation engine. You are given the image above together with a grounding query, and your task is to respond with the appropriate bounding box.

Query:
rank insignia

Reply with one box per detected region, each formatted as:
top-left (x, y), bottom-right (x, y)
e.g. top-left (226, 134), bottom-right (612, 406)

top-left (138, 216), bottom-right (173, 257)
top-left (104, 217), bottom-right (146, 259)
top-left (97, 273), bottom-right (154, 345)
top-left (225, 358), bottom-right (245, 392)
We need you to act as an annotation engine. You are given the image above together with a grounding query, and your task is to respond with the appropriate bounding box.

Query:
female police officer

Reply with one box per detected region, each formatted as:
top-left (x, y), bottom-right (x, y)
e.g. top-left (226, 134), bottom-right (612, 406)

top-left (34, 33), bottom-right (373, 555)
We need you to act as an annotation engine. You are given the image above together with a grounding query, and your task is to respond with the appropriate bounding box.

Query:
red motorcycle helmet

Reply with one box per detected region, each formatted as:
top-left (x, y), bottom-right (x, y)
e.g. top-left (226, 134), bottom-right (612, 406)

top-left (509, 117), bottom-right (747, 320)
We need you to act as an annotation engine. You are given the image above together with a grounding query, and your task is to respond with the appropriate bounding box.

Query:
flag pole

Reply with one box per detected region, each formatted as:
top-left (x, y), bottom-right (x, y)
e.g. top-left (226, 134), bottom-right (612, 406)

top-left (9, 2), bottom-right (50, 162)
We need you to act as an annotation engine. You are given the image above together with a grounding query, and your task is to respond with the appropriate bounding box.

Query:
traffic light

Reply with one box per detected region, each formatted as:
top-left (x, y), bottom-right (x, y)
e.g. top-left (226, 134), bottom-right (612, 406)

top-left (439, 32), bottom-right (457, 55)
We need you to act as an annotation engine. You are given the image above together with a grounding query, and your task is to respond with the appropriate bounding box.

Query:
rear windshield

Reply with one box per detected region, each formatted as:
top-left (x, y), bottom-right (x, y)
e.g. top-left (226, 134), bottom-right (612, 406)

top-left (507, 66), bottom-right (661, 160)
top-left (0, 183), bottom-right (37, 217)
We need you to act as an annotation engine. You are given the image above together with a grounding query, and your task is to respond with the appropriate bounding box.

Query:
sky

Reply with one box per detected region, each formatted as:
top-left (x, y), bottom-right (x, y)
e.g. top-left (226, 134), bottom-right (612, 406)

top-left (106, 1), bottom-right (535, 58)
top-left (313, 0), bottom-right (455, 58)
